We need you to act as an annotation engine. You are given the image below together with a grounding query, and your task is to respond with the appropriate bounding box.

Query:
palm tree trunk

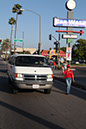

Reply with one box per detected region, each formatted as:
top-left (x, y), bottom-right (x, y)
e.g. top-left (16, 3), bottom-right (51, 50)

top-left (10, 24), bottom-right (13, 54)
top-left (14, 13), bottom-right (18, 54)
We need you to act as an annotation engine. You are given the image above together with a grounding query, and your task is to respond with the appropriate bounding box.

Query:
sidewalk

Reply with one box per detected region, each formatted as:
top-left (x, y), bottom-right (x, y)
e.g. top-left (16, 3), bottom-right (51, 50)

top-left (53, 68), bottom-right (86, 90)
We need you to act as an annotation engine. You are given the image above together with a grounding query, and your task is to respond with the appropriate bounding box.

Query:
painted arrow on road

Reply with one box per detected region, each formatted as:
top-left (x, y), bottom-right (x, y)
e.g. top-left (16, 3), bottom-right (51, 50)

top-left (56, 30), bottom-right (84, 35)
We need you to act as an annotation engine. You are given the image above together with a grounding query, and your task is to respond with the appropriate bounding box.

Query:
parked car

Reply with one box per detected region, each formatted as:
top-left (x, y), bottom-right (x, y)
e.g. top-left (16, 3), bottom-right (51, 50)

top-left (72, 60), bottom-right (79, 64)
top-left (7, 54), bottom-right (53, 94)
top-left (75, 61), bottom-right (80, 64)
top-left (79, 59), bottom-right (86, 64)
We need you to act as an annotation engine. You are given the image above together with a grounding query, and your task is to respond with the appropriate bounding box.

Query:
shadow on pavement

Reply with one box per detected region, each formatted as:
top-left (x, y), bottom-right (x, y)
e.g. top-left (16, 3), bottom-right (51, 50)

top-left (0, 76), bottom-right (10, 93)
top-left (0, 100), bottom-right (64, 129)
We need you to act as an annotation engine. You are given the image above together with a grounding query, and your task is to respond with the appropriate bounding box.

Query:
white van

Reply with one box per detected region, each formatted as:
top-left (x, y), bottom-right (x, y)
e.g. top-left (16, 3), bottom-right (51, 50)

top-left (7, 54), bottom-right (53, 94)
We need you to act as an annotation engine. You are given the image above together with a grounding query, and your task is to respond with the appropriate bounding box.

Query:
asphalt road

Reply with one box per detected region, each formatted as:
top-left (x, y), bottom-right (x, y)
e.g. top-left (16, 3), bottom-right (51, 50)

top-left (0, 60), bottom-right (86, 129)
top-left (74, 67), bottom-right (86, 86)
top-left (53, 66), bottom-right (86, 89)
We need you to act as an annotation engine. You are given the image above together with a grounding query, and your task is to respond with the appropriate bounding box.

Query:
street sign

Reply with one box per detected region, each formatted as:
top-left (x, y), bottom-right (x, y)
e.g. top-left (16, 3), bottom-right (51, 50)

top-left (14, 39), bottom-right (23, 42)
top-left (67, 39), bottom-right (73, 43)
top-left (66, 47), bottom-right (72, 61)
top-left (53, 17), bottom-right (86, 28)
top-left (62, 34), bottom-right (78, 39)
top-left (56, 30), bottom-right (84, 35)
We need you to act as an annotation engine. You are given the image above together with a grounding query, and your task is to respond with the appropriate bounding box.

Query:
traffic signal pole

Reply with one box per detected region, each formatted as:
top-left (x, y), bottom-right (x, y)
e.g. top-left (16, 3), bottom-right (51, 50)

top-left (49, 34), bottom-right (60, 64)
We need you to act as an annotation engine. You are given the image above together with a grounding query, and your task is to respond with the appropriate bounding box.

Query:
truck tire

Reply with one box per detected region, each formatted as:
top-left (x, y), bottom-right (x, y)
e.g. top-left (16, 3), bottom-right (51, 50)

top-left (12, 89), bottom-right (18, 94)
top-left (44, 89), bottom-right (51, 94)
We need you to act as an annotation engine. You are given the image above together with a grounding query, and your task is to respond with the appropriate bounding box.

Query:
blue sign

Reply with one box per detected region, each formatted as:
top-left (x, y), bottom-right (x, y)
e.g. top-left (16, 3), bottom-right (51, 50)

top-left (53, 17), bottom-right (86, 28)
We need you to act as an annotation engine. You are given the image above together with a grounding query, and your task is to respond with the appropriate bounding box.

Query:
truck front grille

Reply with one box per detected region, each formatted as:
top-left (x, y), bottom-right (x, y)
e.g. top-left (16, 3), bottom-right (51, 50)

top-left (24, 74), bottom-right (47, 81)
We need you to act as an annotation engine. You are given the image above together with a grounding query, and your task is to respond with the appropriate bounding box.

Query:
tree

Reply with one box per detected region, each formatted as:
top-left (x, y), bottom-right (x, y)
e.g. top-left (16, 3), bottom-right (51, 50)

top-left (60, 47), bottom-right (66, 53)
top-left (12, 4), bottom-right (23, 52)
top-left (1, 39), bottom-right (10, 60)
top-left (8, 17), bottom-right (16, 53)
top-left (25, 51), bottom-right (31, 54)
top-left (72, 39), bottom-right (86, 60)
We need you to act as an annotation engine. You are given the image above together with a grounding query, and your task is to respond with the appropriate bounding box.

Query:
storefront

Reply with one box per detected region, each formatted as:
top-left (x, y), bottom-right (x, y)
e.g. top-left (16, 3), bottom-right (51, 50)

top-left (41, 50), bottom-right (66, 60)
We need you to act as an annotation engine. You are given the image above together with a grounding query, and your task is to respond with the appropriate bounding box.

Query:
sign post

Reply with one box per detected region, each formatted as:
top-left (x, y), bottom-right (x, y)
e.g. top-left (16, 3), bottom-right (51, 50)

top-left (53, 0), bottom-right (86, 66)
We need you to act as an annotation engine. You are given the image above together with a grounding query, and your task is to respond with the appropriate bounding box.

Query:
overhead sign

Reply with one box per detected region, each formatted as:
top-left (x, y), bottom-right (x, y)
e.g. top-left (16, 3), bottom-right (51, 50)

top-left (66, 47), bottom-right (72, 61)
top-left (14, 39), bottom-right (23, 42)
top-left (62, 34), bottom-right (78, 39)
top-left (56, 30), bottom-right (84, 35)
top-left (53, 17), bottom-right (86, 28)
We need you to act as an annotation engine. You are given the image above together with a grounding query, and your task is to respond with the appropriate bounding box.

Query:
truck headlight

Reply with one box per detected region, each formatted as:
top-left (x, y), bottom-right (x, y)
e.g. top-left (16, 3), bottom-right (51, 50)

top-left (47, 74), bottom-right (53, 79)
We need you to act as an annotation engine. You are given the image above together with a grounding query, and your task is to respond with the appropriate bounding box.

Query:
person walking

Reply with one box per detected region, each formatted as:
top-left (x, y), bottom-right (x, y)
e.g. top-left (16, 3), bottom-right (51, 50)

top-left (62, 65), bottom-right (75, 95)
top-left (62, 60), bottom-right (68, 70)
top-left (53, 60), bottom-right (57, 70)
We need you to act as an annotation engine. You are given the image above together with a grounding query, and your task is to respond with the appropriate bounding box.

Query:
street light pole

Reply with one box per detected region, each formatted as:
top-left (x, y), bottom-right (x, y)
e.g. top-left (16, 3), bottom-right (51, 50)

top-left (22, 32), bottom-right (24, 53)
top-left (20, 9), bottom-right (42, 54)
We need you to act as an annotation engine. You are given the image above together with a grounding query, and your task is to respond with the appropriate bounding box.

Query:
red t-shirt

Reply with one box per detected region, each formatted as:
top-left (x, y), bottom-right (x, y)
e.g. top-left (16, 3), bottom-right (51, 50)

top-left (62, 70), bottom-right (73, 80)
top-left (53, 61), bottom-right (56, 66)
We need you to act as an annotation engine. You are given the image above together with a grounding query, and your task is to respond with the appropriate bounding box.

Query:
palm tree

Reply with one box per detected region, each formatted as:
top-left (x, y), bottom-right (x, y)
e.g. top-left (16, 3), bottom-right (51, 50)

top-left (12, 4), bottom-right (23, 53)
top-left (8, 17), bottom-right (16, 53)
top-left (1, 39), bottom-right (10, 60)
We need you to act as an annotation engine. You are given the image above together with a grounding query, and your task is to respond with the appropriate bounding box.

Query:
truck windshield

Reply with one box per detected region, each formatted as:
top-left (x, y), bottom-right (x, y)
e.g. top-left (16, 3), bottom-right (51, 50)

top-left (15, 56), bottom-right (49, 67)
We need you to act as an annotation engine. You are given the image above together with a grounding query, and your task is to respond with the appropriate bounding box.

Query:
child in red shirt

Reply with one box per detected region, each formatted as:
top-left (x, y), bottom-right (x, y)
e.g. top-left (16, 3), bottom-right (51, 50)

top-left (62, 65), bottom-right (75, 95)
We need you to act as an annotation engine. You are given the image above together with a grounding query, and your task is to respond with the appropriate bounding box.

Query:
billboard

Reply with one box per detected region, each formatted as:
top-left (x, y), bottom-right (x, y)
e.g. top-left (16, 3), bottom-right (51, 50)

top-left (53, 17), bottom-right (86, 28)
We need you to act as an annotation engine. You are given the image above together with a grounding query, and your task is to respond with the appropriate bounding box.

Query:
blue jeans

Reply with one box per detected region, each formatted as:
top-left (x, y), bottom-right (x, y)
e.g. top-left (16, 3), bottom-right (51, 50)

top-left (65, 78), bottom-right (72, 94)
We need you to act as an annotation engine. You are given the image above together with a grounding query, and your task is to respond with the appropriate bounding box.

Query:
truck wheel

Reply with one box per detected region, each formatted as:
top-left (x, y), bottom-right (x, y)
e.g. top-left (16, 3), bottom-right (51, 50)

top-left (8, 77), bottom-right (13, 93)
top-left (10, 83), bottom-right (18, 94)
top-left (44, 89), bottom-right (51, 94)
top-left (12, 88), bottom-right (18, 94)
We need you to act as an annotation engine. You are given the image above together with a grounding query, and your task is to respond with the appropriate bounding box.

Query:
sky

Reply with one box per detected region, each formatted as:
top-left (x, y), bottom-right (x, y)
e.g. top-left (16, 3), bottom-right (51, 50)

top-left (0, 0), bottom-right (86, 50)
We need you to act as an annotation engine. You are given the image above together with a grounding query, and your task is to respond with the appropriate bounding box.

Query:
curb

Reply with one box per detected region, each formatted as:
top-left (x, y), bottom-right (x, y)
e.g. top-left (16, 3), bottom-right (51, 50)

top-left (54, 76), bottom-right (86, 91)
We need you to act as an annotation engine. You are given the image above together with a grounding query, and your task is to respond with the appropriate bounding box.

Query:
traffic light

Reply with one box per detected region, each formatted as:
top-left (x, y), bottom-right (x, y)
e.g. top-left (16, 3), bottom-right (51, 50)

top-left (0, 39), bottom-right (2, 44)
top-left (49, 34), bottom-right (52, 40)
top-left (54, 42), bottom-right (58, 53)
